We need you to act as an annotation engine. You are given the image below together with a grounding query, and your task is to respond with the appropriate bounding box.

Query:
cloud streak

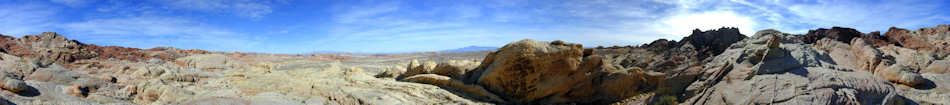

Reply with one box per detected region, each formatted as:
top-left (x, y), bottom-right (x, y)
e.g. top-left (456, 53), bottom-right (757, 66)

top-left (60, 17), bottom-right (259, 51)
top-left (0, 3), bottom-right (58, 36)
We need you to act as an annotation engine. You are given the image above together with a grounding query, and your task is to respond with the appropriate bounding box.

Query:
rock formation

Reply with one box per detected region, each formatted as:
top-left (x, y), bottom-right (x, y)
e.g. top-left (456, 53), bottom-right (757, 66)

top-left (684, 30), bottom-right (904, 105)
top-left (0, 32), bottom-right (209, 67)
top-left (2, 25), bottom-right (950, 104)
top-left (398, 28), bottom-right (749, 104)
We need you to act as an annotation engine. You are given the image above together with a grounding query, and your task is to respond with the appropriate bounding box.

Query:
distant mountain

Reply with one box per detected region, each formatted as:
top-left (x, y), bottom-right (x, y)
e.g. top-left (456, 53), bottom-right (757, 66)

top-left (439, 46), bottom-right (498, 53)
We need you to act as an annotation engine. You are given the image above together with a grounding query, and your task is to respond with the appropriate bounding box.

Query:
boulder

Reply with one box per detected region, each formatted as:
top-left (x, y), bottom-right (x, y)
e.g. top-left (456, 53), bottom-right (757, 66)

top-left (66, 78), bottom-right (108, 98)
top-left (877, 65), bottom-right (925, 86)
top-left (431, 60), bottom-right (479, 79)
top-left (0, 72), bottom-right (28, 93)
top-left (465, 39), bottom-right (589, 103)
top-left (850, 38), bottom-right (884, 71)
top-left (399, 60), bottom-right (437, 79)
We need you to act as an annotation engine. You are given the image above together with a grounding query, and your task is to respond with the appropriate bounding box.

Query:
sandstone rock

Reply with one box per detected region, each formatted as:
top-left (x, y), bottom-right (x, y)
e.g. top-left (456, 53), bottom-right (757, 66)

top-left (465, 39), bottom-right (588, 103)
top-left (404, 74), bottom-right (504, 102)
top-left (399, 60), bottom-right (437, 79)
top-left (431, 60), bottom-right (479, 79)
top-left (0, 53), bottom-right (39, 78)
top-left (374, 65), bottom-right (405, 78)
top-left (133, 81), bottom-right (196, 104)
top-left (0, 72), bottom-right (29, 93)
top-left (0, 32), bottom-right (212, 67)
top-left (175, 54), bottom-right (239, 71)
top-left (886, 27), bottom-right (933, 50)
top-left (684, 29), bottom-right (904, 105)
top-left (877, 65), bottom-right (925, 86)
top-left (26, 68), bottom-right (80, 85)
top-left (133, 65), bottom-right (169, 78)
top-left (850, 38), bottom-right (884, 71)
top-left (924, 60), bottom-right (950, 74)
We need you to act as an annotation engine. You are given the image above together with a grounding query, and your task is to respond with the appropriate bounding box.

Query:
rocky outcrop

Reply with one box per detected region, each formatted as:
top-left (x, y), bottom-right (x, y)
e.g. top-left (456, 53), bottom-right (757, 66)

top-left (394, 28), bottom-right (749, 104)
top-left (174, 54), bottom-right (241, 71)
top-left (799, 27), bottom-right (863, 44)
top-left (684, 29), bottom-right (904, 105)
top-left (0, 32), bottom-right (210, 67)
top-left (400, 39), bottom-right (669, 104)
top-left (680, 27), bottom-right (748, 58)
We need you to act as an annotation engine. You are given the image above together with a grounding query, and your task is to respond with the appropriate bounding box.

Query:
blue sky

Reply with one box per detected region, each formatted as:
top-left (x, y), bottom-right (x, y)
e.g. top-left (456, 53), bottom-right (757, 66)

top-left (1, 0), bottom-right (949, 54)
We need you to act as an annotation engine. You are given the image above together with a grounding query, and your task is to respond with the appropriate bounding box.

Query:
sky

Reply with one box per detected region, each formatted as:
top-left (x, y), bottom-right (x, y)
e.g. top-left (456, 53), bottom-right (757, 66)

top-left (1, 0), bottom-right (949, 54)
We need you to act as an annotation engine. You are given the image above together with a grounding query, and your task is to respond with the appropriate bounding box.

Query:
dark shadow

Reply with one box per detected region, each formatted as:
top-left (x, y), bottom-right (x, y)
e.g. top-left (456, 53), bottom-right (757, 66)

top-left (900, 95), bottom-right (921, 105)
top-left (15, 85), bottom-right (41, 97)
top-left (429, 84), bottom-right (505, 104)
top-left (912, 78), bottom-right (937, 90)
top-left (786, 67), bottom-right (810, 77)
top-left (0, 96), bottom-right (15, 105)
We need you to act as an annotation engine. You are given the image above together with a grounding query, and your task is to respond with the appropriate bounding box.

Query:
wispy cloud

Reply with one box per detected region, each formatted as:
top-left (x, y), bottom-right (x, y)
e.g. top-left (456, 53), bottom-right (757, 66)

top-left (784, 0), bottom-right (950, 32)
top-left (49, 0), bottom-right (97, 7)
top-left (0, 3), bottom-right (58, 36)
top-left (60, 17), bottom-right (259, 51)
top-left (151, 0), bottom-right (282, 19)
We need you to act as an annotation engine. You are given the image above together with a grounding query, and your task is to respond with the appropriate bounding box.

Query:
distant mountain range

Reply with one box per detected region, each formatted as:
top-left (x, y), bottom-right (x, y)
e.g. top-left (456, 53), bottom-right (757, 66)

top-left (438, 46), bottom-right (498, 53)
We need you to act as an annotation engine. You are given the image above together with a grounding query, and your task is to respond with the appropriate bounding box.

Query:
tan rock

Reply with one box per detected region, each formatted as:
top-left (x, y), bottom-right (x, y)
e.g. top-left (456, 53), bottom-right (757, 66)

top-left (374, 65), bottom-right (405, 78)
top-left (431, 60), bottom-right (479, 79)
top-left (404, 74), bottom-right (504, 102)
top-left (685, 30), bottom-right (904, 105)
top-left (877, 65), bottom-right (925, 86)
top-left (175, 54), bottom-right (240, 71)
top-left (399, 60), bottom-right (437, 79)
top-left (0, 74), bottom-right (28, 93)
top-left (924, 60), bottom-right (950, 74)
top-left (468, 39), bottom-right (588, 103)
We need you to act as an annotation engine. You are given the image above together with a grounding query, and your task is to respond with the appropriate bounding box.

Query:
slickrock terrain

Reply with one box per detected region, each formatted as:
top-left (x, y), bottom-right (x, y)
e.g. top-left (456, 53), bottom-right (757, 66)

top-left (1, 25), bottom-right (949, 105)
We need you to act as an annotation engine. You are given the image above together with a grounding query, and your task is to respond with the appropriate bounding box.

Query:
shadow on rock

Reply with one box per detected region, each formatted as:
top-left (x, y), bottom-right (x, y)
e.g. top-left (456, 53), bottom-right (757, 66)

top-left (912, 78), bottom-right (937, 90)
top-left (14, 85), bottom-right (41, 97)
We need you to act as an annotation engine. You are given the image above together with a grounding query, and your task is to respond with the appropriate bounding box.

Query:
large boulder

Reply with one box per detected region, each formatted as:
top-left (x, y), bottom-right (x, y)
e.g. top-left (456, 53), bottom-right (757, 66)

top-left (464, 39), bottom-right (589, 103)
top-left (0, 72), bottom-right (29, 93)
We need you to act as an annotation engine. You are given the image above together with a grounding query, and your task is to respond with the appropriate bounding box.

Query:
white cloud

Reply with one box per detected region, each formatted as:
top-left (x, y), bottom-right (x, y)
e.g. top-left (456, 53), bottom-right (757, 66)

top-left (60, 17), bottom-right (259, 51)
top-left (784, 0), bottom-right (948, 32)
top-left (151, 0), bottom-right (280, 19)
top-left (50, 0), bottom-right (97, 7)
top-left (0, 3), bottom-right (57, 36)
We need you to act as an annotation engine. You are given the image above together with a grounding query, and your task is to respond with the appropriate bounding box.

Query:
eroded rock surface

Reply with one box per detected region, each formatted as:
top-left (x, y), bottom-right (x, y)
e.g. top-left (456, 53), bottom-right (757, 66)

top-left (685, 30), bottom-right (904, 105)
